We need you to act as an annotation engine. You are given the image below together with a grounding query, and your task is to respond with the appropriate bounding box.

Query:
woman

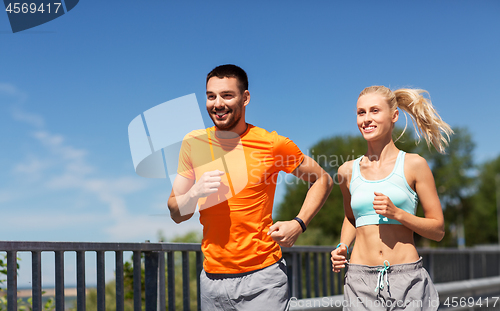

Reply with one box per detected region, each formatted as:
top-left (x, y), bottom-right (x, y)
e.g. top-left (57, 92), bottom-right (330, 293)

top-left (331, 86), bottom-right (452, 310)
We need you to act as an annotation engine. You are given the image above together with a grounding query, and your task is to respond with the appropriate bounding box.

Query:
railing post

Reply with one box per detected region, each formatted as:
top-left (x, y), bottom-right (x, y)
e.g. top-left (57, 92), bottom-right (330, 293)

top-left (145, 251), bottom-right (159, 311)
top-left (329, 258), bottom-right (334, 296)
top-left (167, 251), bottom-right (175, 311)
top-left (32, 251), bottom-right (42, 311)
top-left (313, 252), bottom-right (319, 297)
top-left (115, 251), bottom-right (124, 311)
top-left (428, 252), bottom-right (435, 281)
top-left (158, 251), bottom-right (166, 311)
top-left (297, 252), bottom-right (303, 299)
top-left (77, 251), bottom-right (86, 311)
top-left (305, 252), bottom-right (311, 298)
top-left (133, 251), bottom-right (142, 311)
top-left (55, 251), bottom-right (65, 311)
top-left (321, 252), bottom-right (327, 297)
top-left (97, 251), bottom-right (105, 311)
top-left (481, 253), bottom-right (487, 278)
top-left (182, 251), bottom-right (190, 311)
top-left (291, 252), bottom-right (298, 298)
top-left (196, 251), bottom-right (203, 311)
top-left (7, 251), bottom-right (17, 311)
top-left (469, 251), bottom-right (474, 280)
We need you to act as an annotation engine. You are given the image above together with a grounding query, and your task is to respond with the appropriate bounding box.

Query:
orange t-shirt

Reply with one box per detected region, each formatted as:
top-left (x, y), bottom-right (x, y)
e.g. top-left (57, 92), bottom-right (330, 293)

top-left (177, 124), bottom-right (304, 273)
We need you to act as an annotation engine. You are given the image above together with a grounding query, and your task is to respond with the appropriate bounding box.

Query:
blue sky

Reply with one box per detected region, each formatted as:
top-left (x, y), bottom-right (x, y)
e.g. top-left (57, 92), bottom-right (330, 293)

top-left (1, 1), bottom-right (499, 249)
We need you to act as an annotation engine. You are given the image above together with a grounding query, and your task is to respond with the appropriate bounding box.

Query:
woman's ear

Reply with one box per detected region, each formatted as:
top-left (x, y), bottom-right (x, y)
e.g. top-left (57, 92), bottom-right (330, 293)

top-left (392, 108), bottom-right (399, 123)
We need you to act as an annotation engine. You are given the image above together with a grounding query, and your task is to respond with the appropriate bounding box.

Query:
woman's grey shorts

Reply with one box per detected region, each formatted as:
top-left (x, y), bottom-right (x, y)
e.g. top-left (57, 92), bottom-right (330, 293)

top-left (200, 258), bottom-right (289, 311)
top-left (343, 258), bottom-right (439, 310)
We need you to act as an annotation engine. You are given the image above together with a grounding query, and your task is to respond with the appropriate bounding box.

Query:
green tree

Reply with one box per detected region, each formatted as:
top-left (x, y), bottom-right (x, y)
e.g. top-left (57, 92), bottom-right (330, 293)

top-left (419, 127), bottom-right (476, 247)
top-left (467, 154), bottom-right (500, 245)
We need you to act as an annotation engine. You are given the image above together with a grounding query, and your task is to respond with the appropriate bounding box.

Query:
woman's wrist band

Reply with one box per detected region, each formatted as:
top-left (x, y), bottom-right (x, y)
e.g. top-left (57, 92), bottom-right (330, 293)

top-left (293, 217), bottom-right (307, 233)
top-left (336, 242), bottom-right (350, 255)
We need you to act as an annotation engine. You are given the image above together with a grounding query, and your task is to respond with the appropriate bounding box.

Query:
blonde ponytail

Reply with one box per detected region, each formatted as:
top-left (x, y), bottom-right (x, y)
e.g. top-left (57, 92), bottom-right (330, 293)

top-left (359, 86), bottom-right (453, 154)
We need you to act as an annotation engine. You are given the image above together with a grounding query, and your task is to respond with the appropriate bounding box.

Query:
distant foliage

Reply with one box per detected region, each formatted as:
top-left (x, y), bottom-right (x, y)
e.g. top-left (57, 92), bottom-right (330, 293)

top-left (0, 254), bottom-right (54, 311)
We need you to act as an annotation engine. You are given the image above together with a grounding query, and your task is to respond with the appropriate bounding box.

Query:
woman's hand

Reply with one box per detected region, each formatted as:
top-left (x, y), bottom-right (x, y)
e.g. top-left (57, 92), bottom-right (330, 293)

top-left (331, 244), bottom-right (348, 273)
top-left (373, 192), bottom-right (400, 220)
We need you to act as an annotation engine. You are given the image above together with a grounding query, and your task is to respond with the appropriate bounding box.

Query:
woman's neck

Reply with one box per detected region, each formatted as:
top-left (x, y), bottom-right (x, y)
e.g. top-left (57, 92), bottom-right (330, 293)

top-left (365, 139), bottom-right (399, 164)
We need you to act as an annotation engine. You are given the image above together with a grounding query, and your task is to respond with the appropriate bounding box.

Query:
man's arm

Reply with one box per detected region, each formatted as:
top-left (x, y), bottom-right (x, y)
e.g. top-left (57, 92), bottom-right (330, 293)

top-left (268, 155), bottom-right (333, 247)
top-left (167, 170), bottom-right (225, 224)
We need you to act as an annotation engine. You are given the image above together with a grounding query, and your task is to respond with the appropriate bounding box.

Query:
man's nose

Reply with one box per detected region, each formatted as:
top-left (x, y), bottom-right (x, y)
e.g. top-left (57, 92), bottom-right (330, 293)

top-left (214, 96), bottom-right (225, 109)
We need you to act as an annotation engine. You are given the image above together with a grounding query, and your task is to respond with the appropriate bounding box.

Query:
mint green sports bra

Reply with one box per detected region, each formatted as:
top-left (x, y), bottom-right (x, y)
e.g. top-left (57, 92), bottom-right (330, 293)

top-left (349, 151), bottom-right (418, 227)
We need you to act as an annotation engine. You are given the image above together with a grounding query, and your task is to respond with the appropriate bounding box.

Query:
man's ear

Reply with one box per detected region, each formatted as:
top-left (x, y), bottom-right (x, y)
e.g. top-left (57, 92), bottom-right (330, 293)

top-left (243, 90), bottom-right (250, 107)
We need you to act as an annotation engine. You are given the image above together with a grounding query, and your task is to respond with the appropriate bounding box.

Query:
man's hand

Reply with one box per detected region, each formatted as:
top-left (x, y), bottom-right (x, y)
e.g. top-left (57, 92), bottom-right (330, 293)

top-left (168, 170), bottom-right (224, 224)
top-left (267, 220), bottom-right (302, 247)
top-left (330, 244), bottom-right (348, 273)
top-left (190, 170), bottom-right (225, 199)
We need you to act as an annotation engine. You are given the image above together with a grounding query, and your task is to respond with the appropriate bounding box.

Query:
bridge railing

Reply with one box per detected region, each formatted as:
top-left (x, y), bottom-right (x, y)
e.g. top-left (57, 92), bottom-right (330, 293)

top-left (1, 241), bottom-right (499, 311)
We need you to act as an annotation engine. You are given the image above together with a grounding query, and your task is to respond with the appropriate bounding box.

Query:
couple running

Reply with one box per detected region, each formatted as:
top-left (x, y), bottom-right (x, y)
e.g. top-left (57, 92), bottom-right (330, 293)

top-left (167, 64), bottom-right (452, 310)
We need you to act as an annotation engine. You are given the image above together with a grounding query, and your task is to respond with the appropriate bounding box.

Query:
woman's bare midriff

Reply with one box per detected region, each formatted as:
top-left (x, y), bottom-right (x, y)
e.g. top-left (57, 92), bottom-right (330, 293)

top-left (350, 224), bottom-right (420, 266)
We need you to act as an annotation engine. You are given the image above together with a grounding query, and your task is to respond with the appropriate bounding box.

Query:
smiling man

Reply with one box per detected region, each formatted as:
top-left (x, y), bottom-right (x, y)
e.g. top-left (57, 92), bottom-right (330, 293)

top-left (167, 64), bottom-right (333, 310)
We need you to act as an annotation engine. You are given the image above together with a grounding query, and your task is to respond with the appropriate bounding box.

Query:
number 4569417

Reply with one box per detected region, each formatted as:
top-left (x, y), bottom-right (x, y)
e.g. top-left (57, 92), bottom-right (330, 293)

top-left (5, 3), bottom-right (62, 14)
top-left (443, 297), bottom-right (498, 308)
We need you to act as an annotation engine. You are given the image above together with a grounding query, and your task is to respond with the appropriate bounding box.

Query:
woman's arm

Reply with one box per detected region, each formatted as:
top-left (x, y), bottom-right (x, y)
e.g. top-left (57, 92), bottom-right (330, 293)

top-left (372, 154), bottom-right (445, 241)
top-left (331, 162), bottom-right (357, 272)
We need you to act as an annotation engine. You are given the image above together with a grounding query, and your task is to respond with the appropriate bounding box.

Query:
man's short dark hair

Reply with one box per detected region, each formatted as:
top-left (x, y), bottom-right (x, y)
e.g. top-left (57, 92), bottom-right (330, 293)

top-left (206, 64), bottom-right (248, 93)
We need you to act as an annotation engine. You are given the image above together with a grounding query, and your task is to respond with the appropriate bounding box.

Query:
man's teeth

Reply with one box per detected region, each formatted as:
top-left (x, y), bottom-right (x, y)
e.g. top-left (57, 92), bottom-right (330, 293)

top-left (216, 112), bottom-right (227, 116)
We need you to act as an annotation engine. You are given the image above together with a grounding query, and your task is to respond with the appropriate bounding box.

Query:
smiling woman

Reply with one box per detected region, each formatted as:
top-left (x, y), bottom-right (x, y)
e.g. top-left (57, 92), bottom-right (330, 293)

top-left (331, 85), bottom-right (454, 310)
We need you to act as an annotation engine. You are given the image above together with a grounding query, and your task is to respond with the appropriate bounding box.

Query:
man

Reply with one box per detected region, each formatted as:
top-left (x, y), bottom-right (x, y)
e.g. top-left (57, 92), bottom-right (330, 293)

top-left (167, 64), bottom-right (333, 310)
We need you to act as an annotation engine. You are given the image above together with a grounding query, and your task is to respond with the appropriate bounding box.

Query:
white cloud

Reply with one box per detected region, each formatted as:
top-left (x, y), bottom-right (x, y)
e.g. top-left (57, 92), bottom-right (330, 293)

top-left (1, 84), bottom-right (202, 243)
top-left (0, 83), bottom-right (27, 101)
top-left (13, 155), bottom-right (50, 176)
top-left (12, 108), bottom-right (45, 128)
top-left (1, 212), bottom-right (104, 231)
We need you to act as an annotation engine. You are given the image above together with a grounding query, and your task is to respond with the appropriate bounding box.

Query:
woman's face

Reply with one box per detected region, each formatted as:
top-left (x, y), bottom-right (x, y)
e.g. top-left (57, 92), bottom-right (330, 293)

top-left (356, 93), bottom-right (398, 142)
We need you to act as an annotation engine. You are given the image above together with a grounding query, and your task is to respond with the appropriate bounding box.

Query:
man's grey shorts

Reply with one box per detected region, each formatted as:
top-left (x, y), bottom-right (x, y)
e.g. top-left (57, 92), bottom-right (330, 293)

top-left (200, 258), bottom-right (289, 311)
top-left (343, 258), bottom-right (439, 311)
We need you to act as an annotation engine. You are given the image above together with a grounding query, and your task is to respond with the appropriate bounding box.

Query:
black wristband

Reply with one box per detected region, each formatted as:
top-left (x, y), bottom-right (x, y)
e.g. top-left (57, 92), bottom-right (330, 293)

top-left (293, 217), bottom-right (307, 233)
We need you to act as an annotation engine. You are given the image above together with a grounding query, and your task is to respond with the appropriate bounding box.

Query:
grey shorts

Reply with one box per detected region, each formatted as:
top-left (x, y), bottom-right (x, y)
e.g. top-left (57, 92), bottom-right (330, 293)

top-left (200, 258), bottom-right (289, 311)
top-left (343, 258), bottom-right (439, 311)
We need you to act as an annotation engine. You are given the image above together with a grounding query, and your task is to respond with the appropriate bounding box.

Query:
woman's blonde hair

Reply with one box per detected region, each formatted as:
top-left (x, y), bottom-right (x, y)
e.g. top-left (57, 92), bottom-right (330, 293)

top-left (359, 86), bottom-right (453, 154)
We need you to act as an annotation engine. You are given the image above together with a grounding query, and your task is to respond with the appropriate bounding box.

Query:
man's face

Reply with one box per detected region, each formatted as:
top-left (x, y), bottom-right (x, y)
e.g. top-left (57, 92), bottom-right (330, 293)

top-left (206, 77), bottom-right (249, 132)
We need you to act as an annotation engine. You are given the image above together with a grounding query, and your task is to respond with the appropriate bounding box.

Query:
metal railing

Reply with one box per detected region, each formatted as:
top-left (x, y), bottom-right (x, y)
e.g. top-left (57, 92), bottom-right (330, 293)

top-left (0, 241), bottom-right (202, 311)
top-left (1, 242), bottom-right (499, 311)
